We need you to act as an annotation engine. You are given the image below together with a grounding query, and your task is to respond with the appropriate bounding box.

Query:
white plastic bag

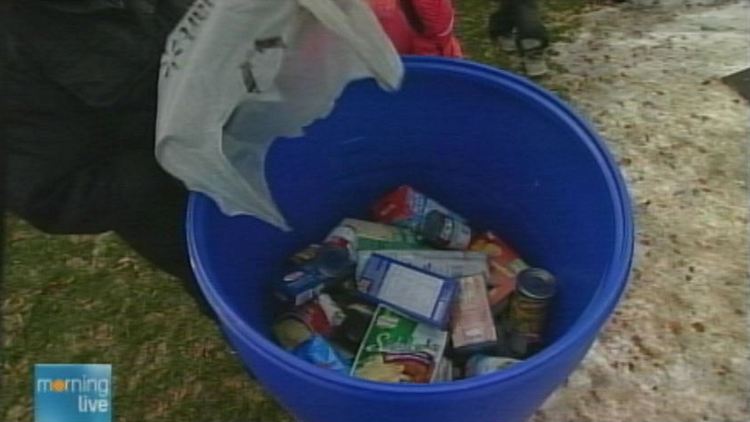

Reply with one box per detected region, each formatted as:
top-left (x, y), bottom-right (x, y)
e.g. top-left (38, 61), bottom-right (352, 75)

top-left (155, 0), bottom-right (403, 230)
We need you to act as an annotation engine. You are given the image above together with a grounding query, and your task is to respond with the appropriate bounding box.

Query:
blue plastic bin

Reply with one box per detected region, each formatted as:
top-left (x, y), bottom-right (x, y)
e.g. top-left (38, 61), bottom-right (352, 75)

top-left (186, 57), bottom-right (634, 422)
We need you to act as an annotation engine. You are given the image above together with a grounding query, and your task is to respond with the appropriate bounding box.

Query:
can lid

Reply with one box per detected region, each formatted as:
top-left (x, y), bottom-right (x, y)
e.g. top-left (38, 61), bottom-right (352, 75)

top-left (421, 210), bottom-right (447, 235)
top-left (272, 317), bottom-right (313, 349)
top-left (517, 268), bottom-right (557, 300)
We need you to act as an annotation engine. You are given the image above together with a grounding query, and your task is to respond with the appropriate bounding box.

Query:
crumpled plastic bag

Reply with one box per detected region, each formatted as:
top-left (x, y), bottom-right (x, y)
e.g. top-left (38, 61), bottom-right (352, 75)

top-left (156, 0), bottom-right (403, 230)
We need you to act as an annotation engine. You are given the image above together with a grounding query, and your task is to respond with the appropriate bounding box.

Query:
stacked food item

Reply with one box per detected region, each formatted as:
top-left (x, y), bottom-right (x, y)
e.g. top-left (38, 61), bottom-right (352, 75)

top-left (272, 186), bottom-right (557, 383)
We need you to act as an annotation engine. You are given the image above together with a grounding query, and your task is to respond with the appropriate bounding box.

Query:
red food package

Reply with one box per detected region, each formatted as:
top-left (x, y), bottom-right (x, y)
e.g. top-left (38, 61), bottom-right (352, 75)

top-left (372, 185), bottom-right (414, 227)
top-left (372, 185), bottom-right (466, 232)
top-left (469, 231), bottom-right (528, 307)
top-left (284, 300), bottom-right (335, 337)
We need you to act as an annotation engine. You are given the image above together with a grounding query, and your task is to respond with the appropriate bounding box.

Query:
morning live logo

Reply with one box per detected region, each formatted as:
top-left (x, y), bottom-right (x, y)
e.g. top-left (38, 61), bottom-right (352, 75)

top-left (34, 364), bottom-right (111, 422)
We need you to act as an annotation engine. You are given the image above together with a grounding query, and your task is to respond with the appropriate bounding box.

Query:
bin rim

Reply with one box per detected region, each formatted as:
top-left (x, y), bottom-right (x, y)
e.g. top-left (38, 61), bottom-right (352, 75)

top-left (186, 56), bottom-right (635, 394)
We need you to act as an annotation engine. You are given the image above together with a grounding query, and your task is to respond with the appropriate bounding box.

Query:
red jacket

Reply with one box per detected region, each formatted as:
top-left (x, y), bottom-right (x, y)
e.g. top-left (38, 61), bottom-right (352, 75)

top-left (369, 0), bottom-right (463, 58)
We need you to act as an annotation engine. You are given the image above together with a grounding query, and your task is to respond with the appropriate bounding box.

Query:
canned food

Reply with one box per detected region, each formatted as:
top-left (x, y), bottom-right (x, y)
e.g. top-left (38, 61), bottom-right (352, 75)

top-left (465, 355), bottom-right (521, 377)
top-left (315, 226), bottom-right (357, 278)
top-left (506, 267), bottom-right (557, 357)
top-left (317, 293), bottom-right (346, 328)
top-left (421, 210), bottom-right (473, 250)
top-left (273, 317), bottom-right (313, 350)
top-left (288, 244), bottom-right (321, 267)
top-left (282, 298), bottom-right (336, 338)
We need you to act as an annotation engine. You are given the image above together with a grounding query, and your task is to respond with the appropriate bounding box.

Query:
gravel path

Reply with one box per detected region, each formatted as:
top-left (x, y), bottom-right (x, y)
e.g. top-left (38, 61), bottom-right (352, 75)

top-left (534, 2), bottom-right (750, 421)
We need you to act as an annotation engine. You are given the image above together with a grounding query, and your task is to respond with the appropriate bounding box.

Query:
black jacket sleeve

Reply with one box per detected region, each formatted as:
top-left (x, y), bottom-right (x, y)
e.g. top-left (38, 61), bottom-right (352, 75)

top-left (2, 21), bottom-right (184, 235)
top-left (3, 67), bottom-right (184, 234)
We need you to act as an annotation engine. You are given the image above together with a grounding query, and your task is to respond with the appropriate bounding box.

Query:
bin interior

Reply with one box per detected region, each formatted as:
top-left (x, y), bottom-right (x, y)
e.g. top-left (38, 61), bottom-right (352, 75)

top-left (190, 67), bottom-right (621, 358)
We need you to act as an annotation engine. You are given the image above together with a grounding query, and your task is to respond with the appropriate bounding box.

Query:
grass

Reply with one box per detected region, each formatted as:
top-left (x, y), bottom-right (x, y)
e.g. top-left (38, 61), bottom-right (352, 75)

top-left (456, 0), bottom-right (600, 75)
top-left (1, 1), bottom-right (599, 420)
top-left (1, 216), bottom-right (289, 422)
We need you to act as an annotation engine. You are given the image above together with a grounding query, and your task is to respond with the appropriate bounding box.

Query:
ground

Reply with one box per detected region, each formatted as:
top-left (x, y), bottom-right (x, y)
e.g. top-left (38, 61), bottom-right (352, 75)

top-left (530, 2), bottom-right (750, 421)
top-left (2, 1), bottom-right (748, 421)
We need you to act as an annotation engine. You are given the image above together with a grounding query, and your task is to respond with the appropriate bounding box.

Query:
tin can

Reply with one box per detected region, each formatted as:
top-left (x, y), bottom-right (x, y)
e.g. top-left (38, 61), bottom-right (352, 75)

top-left (281, 298), bottom-right (337, 339)
top-left (317, 293), bottom-right (346, 328)
top-left (315, 226), bottom-right (357, 278)
top-left (288, 244), bottom-right (321, 267)
top-left (421, 210), bottom-right (473, 250)
top-left (278, 231), bottom-right (355, 305)
top-left (465, 355), bottom-right (521, 377)
top-left (506, 267), bottom-right (557, 357)
top-left (273, 317), bottom-right (313, 350)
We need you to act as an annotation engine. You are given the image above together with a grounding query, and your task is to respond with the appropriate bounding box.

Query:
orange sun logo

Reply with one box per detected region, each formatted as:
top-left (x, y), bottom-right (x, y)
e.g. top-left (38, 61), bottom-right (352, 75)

top-left (51, 379), bottom-right (66, 392)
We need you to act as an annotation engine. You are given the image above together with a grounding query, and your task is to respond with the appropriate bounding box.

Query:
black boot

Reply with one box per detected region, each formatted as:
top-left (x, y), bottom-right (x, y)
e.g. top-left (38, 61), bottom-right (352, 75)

top-left (488, 0), bottom-right (516, 39)
top-left (514, 0), bottom-right (549, 76)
